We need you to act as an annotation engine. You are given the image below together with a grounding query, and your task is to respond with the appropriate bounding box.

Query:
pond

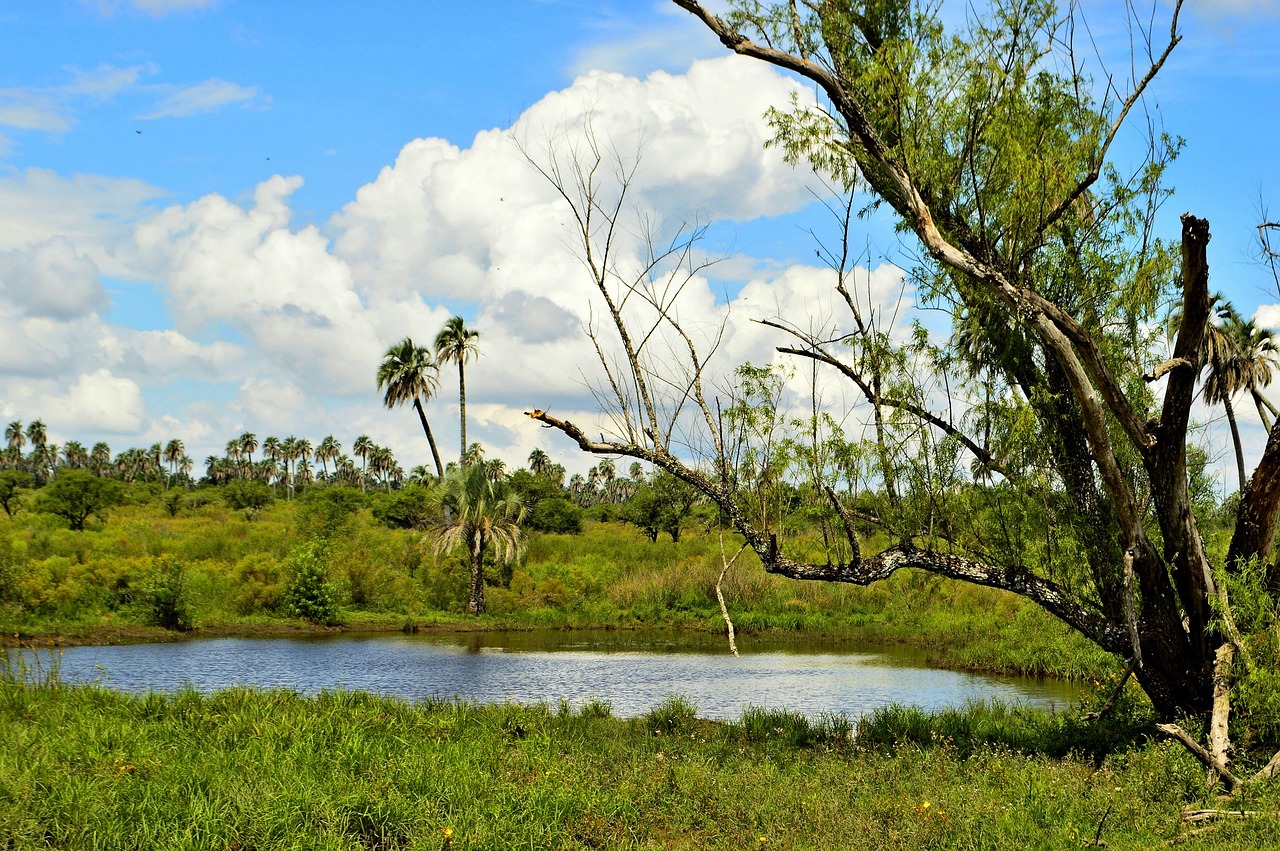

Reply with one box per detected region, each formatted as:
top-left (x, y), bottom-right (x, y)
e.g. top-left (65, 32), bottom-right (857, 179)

top-left (34, 630), bottom-right (1083, 720)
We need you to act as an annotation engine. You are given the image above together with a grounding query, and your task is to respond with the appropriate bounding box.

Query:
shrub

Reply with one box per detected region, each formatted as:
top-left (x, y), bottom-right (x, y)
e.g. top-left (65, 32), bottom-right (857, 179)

top-left (370, 486), bottom-right (432, 530)
top-left (141, 558), bottom-right (196, 631)
top-left (233, 552), bottom-right (285, 614)
top-left (283, 540), bottom-right (340, 625)
top-left (296, 486), bottom-right (366, 538)
top-left (0, 536), bottom-right (21, 603)
top-left (34, 471), bottom-right (123, 531)
top-left (527, 497), bottom-right (582, 534)
top-left (162, 490), bottom-right (185, 517)
top-left (0, 470), bottom-right (32, 517)
top-left (222, 481), bottom-right (274, 516)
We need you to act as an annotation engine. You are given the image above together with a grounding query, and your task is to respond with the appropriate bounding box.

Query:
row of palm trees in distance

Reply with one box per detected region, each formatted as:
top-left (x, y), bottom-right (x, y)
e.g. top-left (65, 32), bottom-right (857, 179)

top-left (1, 417), bottom-right (650, 507)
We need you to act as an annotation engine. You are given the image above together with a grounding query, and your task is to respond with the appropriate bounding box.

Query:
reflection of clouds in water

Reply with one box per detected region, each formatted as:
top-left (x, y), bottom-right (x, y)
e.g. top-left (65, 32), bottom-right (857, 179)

top-left (43, 636), bottom-right (1080, 720)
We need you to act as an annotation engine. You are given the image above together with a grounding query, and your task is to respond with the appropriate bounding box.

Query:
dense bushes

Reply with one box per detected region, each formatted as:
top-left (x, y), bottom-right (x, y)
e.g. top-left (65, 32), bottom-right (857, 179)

top-left (282, 540), bottom-right (340, 626)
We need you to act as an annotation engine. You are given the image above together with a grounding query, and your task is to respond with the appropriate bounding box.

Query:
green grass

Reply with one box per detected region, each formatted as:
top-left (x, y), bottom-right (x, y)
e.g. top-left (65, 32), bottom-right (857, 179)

top-left (1, 493), bottom-right (1115, 680)
top-left (1, 678), bottom-right (1276, 850)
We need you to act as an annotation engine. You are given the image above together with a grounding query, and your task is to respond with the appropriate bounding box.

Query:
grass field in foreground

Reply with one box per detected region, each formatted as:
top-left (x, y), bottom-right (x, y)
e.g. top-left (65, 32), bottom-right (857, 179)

top-left (3, 677), bottom-right (1278, 850)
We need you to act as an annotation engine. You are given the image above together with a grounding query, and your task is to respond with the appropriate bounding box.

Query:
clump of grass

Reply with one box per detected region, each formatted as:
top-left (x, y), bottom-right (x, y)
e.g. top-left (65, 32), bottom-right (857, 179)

top-left (735, 705), bottom-right (854, 749)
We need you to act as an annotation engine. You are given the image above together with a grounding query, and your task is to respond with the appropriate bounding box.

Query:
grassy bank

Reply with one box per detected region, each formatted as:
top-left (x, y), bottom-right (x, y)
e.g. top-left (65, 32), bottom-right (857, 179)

top-left (0, 493), bottom-right (1114, 679)
top-left (2, 676), bottom-right (1274, 850)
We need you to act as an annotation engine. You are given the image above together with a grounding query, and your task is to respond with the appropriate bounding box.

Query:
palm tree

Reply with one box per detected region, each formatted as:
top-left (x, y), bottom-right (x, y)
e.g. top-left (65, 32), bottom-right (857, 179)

top-left (225, 439), bottom-right (243, 478)
top-left (25, 419), bottom-right (46, 453)
top-left (434, 316), bottom-right (480, 465)
top-left (353, 434), bottom-right (373, 491)
top-left (178, 454), bottom-right (193, 488)
top-left (281, 436), bottom-right (299, 498)
top-left (1221, 314), bottom-right (1280, 430)
top-left (431, 463), bottom-right (526, 615)
top-left (90, 442), bottom-right (111, 477)
top-left (239, 432), bottom-right (258, 470)
top-left (463, 442), bottom-right (485, 467)
top-left (5, 421), bottom-right (24, 454)
top-left (370, 444), bottom-right (395, 492)
top-left (1201, 300), bottom-right (1280, 492)
top-left (262, 436), bottom-right (282, 482)
top-left (62, 441), bottom-right (87, 469)
top-left (295, 457), bottom-right (314, 491)
top-left (528, 448), bottom-right (551, 476)
top-left (378, 338), bottom-right (445, 478)
top-left (163, 439), bottom-right (185, 488)
top-left (316, 435), bottom-right (340, 480)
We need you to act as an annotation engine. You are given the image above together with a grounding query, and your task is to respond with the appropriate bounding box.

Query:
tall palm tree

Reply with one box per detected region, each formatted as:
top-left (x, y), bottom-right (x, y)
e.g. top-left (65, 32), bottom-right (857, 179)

top-left (1201, 299), bottom-right (1279, 492)
top-left (431, 462), bottom-right (526, 615)
top-left (369, 444), bottom-right (395, 492)
top-left (5, 421), bottom-right (24, 454)
top-left (281, 436), bottom-right (299, 498)
top-left (528, 448), bottom-right (551, 476)
top-left (1221, 314), bottom-right (1280, 430)
top-left (90, 442), bottom-right (111, 477)
top-left (163, 439), bottom-right (185, 488)
top-left (316, 435), bottom-right (340, 480)
top-left (25, 419), bottom-right (46, 453)
top-left (352, 434), bottom-right (373, 491)
top-left (377, 337), bottom-right (445, 478)
top-left (239, 432), bottom-right (258, 470)
top-left (434, 316), bottom-right (480, 465)
top-left (62, 441), bottom-right (87, 469)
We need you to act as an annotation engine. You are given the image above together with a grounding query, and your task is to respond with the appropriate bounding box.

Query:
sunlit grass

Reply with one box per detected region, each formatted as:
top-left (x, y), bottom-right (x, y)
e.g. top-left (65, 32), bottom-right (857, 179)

top-left (0, 680), bottom-right (1273, 849)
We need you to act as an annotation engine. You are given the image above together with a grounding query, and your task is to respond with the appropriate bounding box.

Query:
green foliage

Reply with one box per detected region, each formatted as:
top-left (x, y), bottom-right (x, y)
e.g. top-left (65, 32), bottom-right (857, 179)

top-left (369, 485), bottom-right (432, 529)
top-left (620, 471), bottom-right (699, 542)
top-left (233, 552), bottom-right (285, 614)
top-left (283, 540), bottom-right (340, 625)
top-left (526, 496), bottom-right (582, 534)
top-left (222, 480), bottom-right (274, 516)
top-left (161, 489), bottom-right (184, 518)
top-left (34, 471), bottom-right (123, 531)
top-left (296, 485), bottom-right (366, 538)
top-left (0, 536), bottom-right (20, 603)
top-left (0, 470), bottom-right (31, 517)
top-left (139, 558), bottom-right (196, 631)
top-left (1212, 557), bottom-right (1280, 746)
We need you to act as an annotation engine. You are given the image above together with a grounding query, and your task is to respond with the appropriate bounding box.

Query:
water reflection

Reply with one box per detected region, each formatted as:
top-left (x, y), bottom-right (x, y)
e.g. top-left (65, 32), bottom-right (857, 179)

top-left (40, 630), bottom-right (1082, 720)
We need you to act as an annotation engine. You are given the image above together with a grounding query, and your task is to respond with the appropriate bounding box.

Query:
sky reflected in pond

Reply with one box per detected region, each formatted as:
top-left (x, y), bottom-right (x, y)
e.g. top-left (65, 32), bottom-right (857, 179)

top-left (40, 630), bottom-right (1082, 720)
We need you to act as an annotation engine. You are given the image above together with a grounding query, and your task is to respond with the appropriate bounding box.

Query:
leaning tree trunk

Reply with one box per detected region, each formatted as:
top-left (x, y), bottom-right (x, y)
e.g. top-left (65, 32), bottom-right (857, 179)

top-left (413, 398), bottom-right (445, 478)
top-left (1223, 395), bottom-right (1247, 494)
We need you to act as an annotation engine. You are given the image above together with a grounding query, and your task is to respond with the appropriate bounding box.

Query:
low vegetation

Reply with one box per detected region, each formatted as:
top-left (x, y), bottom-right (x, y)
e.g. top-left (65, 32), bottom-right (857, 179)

top-left (2, 669), bottom-right (1276, 850)
top-left (0, 479), bottom-right (1112, 680)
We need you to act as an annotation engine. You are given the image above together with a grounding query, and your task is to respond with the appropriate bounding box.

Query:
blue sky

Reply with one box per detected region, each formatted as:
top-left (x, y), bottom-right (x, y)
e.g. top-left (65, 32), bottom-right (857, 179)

top-left (1, 0), bottom-right (1279, 488)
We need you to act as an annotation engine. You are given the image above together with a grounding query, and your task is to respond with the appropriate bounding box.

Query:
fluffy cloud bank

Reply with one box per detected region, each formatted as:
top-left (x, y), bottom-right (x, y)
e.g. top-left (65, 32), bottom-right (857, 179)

top-left (4, 55), bottom-right (911, 471)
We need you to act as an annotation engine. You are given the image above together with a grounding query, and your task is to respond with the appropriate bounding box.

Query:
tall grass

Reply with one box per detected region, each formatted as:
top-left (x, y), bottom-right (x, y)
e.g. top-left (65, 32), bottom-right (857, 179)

top-left (0, 682), bottom-right (1269, 849)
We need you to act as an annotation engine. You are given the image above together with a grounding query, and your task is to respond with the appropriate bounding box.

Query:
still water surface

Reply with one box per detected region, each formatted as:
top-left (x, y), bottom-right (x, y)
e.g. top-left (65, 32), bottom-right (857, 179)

top-left (45, 630), bottom-right (1081, 720)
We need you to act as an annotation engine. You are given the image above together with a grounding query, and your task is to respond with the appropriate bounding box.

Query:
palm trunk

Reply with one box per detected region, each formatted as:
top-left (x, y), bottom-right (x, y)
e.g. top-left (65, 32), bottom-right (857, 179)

top-left (1225, 396), bottom-right (1247, 494)
top-left (1252, 389), bottom-right (1277, 432)
top-left (466, 533), bottom-right (486, 615)
top-left (414, 398), bottom-right (445, 478)
top-left (458, 364), bottom-right (468, 464)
